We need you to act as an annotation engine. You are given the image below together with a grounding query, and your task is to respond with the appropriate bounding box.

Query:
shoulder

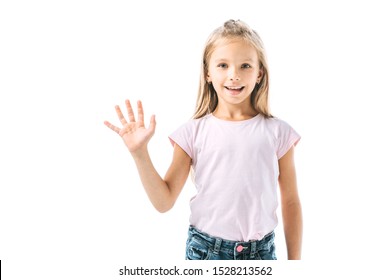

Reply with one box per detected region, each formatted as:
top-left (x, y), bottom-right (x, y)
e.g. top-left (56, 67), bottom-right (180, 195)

top-left (263, 115), bottom-right (289, 126)
top-left (192, 114), bottom-right (213, 124)
top-left (261, 116), bottom-right (300, 144)
top-left (179, 114), bottom-right (212, 129)
top-left (266, 116), bottom-right (301, 158)
top-left (171, 114), bottom-right (212, 135)
top-left (260, 116), bottom-right (291, 132)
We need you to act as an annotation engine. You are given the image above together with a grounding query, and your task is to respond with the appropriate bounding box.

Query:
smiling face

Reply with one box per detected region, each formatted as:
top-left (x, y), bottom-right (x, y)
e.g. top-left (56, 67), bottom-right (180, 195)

top-left (206, 38), bottom-right (263, 115)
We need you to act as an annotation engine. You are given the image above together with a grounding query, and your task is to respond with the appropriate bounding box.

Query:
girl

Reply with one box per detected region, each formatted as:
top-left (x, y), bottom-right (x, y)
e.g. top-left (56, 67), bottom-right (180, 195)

top-left (104, 20), bottom-right (302, 260)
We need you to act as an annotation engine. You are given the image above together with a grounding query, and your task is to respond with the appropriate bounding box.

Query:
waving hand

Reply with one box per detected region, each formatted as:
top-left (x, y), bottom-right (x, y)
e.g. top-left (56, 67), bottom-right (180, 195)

top-left (104, 100), bottom-right (156, 154)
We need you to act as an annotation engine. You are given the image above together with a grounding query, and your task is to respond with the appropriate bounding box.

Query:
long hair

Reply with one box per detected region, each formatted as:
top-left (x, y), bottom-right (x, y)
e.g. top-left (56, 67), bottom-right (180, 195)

top-left (193, 20), bottom-right (272, 119)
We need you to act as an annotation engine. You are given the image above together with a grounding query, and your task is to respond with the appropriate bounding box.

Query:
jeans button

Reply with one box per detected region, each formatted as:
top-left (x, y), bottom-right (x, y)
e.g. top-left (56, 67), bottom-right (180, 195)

top-left (236, 245), bottom-right (244, 252)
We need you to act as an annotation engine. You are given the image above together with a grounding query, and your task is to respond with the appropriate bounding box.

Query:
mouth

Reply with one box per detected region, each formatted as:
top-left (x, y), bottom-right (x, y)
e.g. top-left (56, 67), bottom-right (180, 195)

top-left (224, 86), bottom-right (245, 95)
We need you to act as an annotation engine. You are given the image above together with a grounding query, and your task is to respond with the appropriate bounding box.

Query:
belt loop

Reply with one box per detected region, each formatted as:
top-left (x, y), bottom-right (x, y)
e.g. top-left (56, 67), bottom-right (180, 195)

top-left (250, 241), bottom-right (256, 258)
top-left (213, 238), bottom-right (222, 255)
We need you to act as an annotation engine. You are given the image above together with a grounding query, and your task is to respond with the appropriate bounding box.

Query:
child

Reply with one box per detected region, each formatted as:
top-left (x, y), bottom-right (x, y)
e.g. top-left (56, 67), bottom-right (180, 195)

top-left (104, 19), bottom-right (302, 260)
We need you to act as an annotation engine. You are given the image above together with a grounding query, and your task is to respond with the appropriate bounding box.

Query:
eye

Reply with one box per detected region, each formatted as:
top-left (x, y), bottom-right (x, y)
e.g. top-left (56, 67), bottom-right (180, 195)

top-left (241, 63), bottom-right (251, 69)
top-left (217, 63), bottom-right (228, 68)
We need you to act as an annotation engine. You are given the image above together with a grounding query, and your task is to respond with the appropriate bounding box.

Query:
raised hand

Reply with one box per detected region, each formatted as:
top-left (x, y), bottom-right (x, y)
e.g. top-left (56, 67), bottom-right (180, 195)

top-left (104, 100), bottom-right (156, 154)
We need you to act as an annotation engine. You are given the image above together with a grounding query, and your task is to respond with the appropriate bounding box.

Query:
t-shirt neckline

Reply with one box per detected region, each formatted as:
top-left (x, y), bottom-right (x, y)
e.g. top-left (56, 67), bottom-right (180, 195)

top-left (210, 113), bottom-right (261, 124)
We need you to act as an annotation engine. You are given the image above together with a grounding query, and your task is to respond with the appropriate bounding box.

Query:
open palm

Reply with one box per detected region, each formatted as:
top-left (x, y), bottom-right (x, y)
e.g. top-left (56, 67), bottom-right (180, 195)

top-left (104, 100), bottom-right (156, 154)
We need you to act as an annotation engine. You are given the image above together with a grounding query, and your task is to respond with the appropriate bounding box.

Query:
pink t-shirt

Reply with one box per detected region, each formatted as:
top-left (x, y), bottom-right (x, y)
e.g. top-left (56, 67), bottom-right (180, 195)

top-left (169, 114), bottom-right (300, 241)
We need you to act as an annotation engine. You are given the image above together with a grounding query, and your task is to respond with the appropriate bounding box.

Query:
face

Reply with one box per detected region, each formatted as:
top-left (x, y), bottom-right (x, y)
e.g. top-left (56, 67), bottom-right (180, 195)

top-left (207, 39), bottom-right (262, 110)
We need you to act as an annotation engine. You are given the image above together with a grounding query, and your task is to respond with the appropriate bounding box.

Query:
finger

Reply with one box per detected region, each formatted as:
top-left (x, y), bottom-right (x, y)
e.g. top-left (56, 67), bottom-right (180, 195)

top-left (115, 105), bottom-right (128, 126)
top-left (148, 114), bottom-right (156, 134)
top-left (137, 100), bottom-right (145, 127)
top-left (104, 120), bottom-right (121, 134)
top-left (125, 99), bottom-right (136, 122)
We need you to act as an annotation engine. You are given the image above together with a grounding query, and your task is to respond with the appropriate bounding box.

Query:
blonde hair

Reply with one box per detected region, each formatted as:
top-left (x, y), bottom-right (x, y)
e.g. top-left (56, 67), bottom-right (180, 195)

top-left (193, 19), bottom-right (272, 119)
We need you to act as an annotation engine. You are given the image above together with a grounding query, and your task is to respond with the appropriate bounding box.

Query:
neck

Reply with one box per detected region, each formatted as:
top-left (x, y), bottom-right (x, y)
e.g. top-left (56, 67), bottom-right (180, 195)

top-left (212, 104), bottom-right (258, 121)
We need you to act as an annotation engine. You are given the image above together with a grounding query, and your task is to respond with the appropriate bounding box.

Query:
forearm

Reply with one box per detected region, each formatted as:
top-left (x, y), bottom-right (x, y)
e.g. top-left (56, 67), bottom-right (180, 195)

top-left (131, 149), bottom-right (172, 213)
top-left (282, 201), bottom-right (303, 260)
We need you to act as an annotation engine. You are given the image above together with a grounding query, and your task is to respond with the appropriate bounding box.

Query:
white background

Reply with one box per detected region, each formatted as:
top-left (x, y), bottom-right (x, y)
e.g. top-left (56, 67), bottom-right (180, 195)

top-left (1, 0), bottom-right (389, 279)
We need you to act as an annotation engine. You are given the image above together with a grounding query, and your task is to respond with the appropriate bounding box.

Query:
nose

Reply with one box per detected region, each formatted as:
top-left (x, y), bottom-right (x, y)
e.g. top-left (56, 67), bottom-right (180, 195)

top-left (228, 67), bottom-right (240, 81)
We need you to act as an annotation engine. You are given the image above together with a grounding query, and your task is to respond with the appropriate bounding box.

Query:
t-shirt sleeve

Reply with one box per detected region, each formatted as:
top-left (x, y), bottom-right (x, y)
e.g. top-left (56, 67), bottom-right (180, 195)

top-left (168, 121), bottom-right (194, 159)
top-left (276, 119), bottom-right (301, 159)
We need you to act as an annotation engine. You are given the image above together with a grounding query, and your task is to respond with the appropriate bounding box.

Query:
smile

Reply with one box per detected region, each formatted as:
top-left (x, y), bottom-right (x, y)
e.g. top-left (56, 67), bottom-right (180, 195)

top-left (225, 86), bottom-right (244, 90)
top-left (224, 86), bottom-right (244, 96)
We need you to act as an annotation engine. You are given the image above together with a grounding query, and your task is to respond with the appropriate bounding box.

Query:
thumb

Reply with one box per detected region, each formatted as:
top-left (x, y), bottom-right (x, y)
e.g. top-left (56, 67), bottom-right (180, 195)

top-left (148, 114), bottom-right (156, 133)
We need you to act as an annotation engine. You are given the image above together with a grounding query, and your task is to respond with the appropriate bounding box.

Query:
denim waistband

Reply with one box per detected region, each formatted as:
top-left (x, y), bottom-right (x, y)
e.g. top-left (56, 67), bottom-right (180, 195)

top-left (188, 226), bottom-right (275, 257)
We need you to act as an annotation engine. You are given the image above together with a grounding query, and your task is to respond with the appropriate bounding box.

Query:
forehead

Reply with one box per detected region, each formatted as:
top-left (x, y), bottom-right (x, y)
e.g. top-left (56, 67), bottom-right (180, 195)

top-left (210, 38), bottom-right (258, 61)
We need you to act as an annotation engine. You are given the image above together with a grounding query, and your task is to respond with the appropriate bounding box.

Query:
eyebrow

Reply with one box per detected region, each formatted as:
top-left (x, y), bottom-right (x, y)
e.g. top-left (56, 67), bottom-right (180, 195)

top-left (213, 58), bottom-right (256, 63)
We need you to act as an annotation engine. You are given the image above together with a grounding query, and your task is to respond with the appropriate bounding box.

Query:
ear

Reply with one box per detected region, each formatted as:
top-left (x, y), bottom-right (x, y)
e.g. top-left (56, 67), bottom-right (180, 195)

top-left (257, 69), bottom-right (263, 83)
top-left (206, 73), bottom-right (211, 83)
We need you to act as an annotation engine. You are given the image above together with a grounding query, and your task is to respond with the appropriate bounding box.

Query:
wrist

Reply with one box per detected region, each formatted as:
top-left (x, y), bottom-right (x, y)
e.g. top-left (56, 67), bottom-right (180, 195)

top-left (130, 147), bottom-right (149, 161)
top-left (288, 253), bottom-right (301, 260)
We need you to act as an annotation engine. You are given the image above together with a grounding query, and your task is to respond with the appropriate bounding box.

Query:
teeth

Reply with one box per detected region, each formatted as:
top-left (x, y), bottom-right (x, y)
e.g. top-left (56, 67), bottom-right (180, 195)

top-left (227, 86), bottom-right (242, 90)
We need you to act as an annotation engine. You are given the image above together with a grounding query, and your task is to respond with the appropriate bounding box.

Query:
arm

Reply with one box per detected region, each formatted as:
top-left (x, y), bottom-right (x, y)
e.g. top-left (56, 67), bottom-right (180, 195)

top-left (132, 144), bottom-right (191, 212)
top-left (278, 146), bottom-right (303, 260)
top-left (104, 100), bottom-right (191, 213)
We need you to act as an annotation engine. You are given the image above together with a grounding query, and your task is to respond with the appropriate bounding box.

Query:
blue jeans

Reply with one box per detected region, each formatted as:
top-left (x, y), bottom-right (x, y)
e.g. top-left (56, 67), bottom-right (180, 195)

top-left (185, 226), bottom-right (277, 260)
